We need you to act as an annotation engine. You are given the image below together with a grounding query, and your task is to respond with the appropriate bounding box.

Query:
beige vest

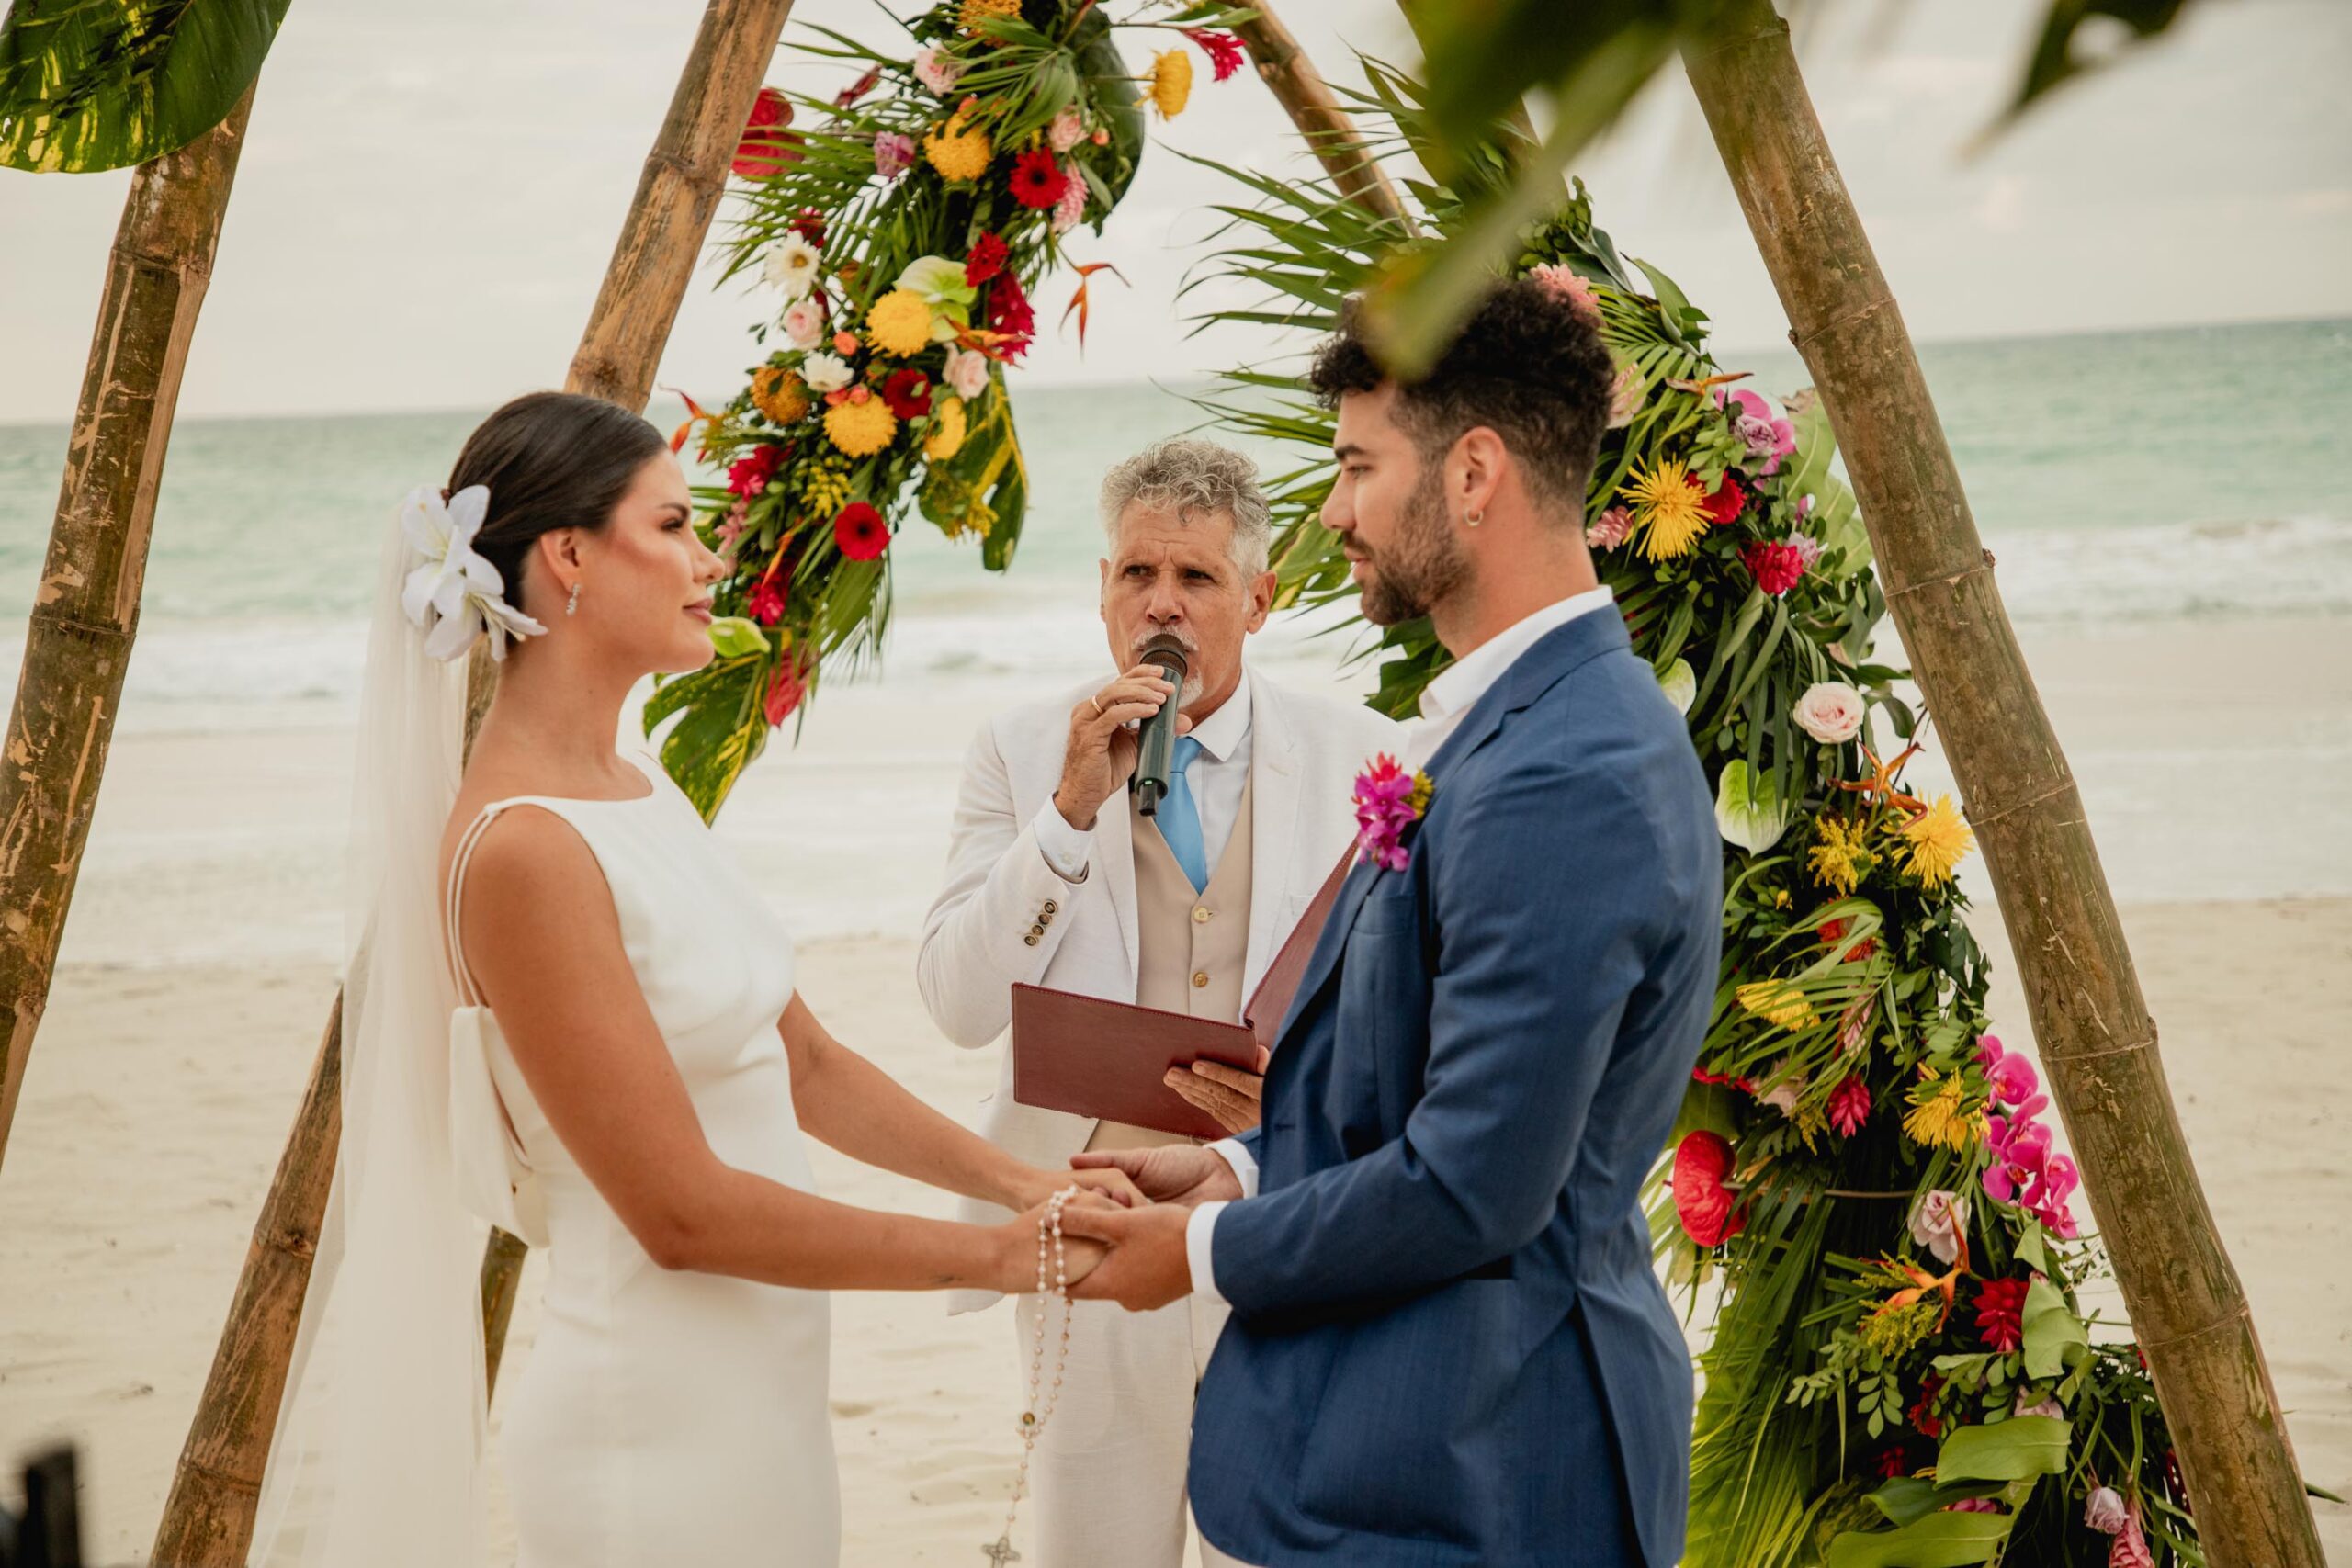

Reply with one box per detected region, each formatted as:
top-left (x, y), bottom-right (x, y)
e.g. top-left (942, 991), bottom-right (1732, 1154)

top-left (1084, 777), bottom-right (1256, 1152)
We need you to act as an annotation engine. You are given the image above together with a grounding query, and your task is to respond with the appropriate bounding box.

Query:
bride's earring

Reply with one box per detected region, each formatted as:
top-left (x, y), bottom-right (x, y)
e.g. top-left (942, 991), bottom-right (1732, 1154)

top-left (566, 581), bottom-right (582, 617)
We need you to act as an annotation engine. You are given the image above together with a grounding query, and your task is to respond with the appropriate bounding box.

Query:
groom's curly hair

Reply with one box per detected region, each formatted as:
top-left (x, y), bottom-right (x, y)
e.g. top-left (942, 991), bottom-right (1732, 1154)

top-left (1306, 277), bottom-right (1615, 518)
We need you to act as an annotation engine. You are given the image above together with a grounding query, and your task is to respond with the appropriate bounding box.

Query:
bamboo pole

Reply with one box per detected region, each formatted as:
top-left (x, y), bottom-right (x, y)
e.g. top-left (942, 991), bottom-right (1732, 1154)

top-left (1231, 4), bottom-right (1411, 230)
top-left (151, 4), bottom-right (798, 1559)
top-left (1681, 4), bottom-right (2322, 1562)
top-left (0, 88), bottom-right (255, 1178)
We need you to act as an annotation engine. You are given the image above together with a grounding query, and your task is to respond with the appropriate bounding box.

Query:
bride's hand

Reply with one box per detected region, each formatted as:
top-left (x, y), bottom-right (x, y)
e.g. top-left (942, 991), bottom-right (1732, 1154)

top-left (992, 1189), bottom-right (1120, 1294)
top-left (1005, 1160), bottom-right (1144, 1213)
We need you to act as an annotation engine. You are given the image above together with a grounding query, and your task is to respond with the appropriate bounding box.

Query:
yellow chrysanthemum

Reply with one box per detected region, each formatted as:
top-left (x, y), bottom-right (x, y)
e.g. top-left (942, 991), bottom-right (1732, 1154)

top-left (822, 395), bottom-right (899, 458)
top-left (1902, 795), bottom-right (1974, 888)
top-left (1901, 1070), bottom-right (1986, 1152)
top-left (1808, 814), bottom-right (1878, 896)
top-left (750, 367), bottom-right (809, 425)
top-left (1623, 458), bottom-right (1708, 561)
top-left (1149, 49), bottom-right (1193, 120)
top-left (923, 112), bottom-right (991, 183)
top-left (923, 395), bottom-right (968, 460)
top-left (959, 0), bottom-right (1019, 30)
top-left (1736, 979), bottom-right (1815, 1033)
top-left (865, 288), bottom-right (933, 356)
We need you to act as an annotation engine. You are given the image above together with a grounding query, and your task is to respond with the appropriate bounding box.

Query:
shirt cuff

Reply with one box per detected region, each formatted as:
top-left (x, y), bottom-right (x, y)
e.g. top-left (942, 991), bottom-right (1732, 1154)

top-left (1207, 1137), bottom-right (1259, 1198)
top-left (1185, 1201), bottom-right (1230, 1307)
top-left (1032, 800), bottom-right (1093, 883)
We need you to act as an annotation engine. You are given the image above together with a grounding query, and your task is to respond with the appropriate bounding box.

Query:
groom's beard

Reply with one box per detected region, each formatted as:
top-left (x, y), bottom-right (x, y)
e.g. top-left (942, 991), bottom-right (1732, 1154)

top-left (1357, 460), bottom-right (1470, 627)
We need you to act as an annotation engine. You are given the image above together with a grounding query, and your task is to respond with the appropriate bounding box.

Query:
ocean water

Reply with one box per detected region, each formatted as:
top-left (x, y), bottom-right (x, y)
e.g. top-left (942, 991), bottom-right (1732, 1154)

top-left (2, 314), bottom-right (2348, 733)
top-left (4, 316), bottom-right (2349, 964)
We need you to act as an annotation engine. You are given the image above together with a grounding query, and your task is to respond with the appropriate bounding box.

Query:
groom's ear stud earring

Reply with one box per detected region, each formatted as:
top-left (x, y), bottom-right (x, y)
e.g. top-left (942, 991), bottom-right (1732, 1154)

top-left (566, 581), bottom-right (582, 617)
top-left (1465, 508), bottom-right (1485, 528)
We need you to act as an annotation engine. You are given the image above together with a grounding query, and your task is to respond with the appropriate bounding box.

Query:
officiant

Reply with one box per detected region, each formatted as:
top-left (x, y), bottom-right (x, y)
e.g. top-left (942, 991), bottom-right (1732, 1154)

top-left (917, 437), bottom-right (1396, 1568)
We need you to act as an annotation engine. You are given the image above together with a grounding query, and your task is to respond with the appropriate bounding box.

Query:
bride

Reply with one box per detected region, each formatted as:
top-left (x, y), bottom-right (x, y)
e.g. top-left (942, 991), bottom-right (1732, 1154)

top-left (252, 391), bottom-right (1132, 1567)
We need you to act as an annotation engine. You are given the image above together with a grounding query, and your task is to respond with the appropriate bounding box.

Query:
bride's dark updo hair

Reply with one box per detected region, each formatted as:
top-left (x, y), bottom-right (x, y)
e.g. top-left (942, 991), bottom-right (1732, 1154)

top-left (447, 391), bottom-right (670, 611)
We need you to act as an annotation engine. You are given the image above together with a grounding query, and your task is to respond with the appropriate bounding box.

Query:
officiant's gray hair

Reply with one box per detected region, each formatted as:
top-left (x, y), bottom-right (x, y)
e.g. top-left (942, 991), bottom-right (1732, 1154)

top-left (1099, 437), bottom-right (1272, 579)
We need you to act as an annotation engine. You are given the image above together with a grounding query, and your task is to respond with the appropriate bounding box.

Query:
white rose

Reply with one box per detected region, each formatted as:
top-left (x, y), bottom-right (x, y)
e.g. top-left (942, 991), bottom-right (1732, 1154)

top-left (799, 350), bottom-right (852, 393)
top-left (1792, 680), bottom-right (1865, 745)
top-left (781, 298), bottom-right (826, 350)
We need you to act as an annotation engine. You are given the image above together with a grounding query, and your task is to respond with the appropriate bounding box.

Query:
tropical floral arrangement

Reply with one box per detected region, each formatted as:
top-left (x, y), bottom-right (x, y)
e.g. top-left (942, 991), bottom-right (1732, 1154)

top-left (650, 0), bottom-right (1247, 815)
top-left (1193, 63), bottom-right (2197, 1568)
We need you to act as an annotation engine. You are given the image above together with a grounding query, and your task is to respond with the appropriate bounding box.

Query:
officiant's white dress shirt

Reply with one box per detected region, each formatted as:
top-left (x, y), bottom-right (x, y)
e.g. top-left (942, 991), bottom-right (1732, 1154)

top-left (1033, 675), bottom-right (1253, 881)
top-left (1183, 586), bottom-right (1618, 1303)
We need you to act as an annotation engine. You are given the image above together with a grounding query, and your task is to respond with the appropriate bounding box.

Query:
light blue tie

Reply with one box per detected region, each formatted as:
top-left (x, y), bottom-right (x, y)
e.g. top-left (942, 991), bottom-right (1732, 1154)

top-left (1156, 735), bottom-right (1210, 893)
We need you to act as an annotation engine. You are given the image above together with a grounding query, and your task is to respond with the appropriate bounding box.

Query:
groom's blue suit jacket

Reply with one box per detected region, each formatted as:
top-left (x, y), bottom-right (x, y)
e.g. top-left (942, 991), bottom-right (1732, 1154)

top-left (1189, 607), bottom-right (1720, 1568)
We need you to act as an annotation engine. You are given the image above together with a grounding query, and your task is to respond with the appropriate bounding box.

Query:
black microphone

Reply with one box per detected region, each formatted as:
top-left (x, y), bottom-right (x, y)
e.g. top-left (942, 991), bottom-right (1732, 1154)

top-left (1130, 633), bottom-right (1190, 817)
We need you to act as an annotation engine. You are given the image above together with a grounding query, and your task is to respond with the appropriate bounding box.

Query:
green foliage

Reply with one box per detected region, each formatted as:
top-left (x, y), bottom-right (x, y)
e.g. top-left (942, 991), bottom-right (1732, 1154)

top-left (0, 0), bottom-right (288, 172)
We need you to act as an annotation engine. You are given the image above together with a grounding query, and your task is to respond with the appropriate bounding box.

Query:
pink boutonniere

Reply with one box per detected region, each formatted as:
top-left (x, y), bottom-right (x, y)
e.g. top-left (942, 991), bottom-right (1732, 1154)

top-left (1353, 753), bottom-right (1434, 871)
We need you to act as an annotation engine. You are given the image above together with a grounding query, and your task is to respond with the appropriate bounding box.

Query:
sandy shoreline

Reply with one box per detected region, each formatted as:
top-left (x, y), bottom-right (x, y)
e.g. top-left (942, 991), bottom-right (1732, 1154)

top-left (3, 902), bottom-right (2346, 1562)
top-left (3, 614), bottom-right (2349, 1561)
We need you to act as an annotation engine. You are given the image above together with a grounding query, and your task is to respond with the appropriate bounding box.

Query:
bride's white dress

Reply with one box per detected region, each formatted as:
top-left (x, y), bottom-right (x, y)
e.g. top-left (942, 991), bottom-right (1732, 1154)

top-left (447, 747), bottom-right (842, 1566)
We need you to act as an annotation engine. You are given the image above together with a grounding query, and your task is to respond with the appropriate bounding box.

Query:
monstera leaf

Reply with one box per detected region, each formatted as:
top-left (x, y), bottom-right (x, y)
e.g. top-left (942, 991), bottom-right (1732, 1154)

top-left (0, 0), bottom-right (290, 173)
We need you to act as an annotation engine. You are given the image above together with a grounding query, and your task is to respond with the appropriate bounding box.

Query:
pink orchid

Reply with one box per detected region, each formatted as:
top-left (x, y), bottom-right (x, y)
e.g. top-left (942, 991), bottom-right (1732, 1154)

top-left (1724, 388), bottom-right (1797, 476)
top-left (1352, 754), bottom-right (1431, 873)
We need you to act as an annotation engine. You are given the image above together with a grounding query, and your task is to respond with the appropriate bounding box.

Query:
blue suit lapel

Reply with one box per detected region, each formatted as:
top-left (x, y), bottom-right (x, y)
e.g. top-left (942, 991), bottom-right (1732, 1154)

top-left (1273, 605), bottom-right (1635, 1055)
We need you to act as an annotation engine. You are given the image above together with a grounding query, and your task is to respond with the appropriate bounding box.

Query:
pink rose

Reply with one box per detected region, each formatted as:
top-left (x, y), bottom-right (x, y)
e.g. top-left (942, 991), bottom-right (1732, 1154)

top-left (913, 46), bottom-right (961, 96)
top-left (1908, 1189), bottom-right (1969, 1265)
top-left (781, 297), bottom-right (827, 350)
top-left (943, 347), bottom-right (990, 400)
top-left (1048, 107), bottom-right (1085, 152)
top-left (1792, 681), bottom-right (1865, 745)
top-left (2082, 1486), bottom-right (2128, 1535)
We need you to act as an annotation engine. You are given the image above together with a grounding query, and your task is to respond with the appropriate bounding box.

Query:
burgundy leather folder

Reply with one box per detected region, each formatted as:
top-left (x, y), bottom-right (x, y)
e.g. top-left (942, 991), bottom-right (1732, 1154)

top-left (1010, 851), bottom-right (1354, 1139)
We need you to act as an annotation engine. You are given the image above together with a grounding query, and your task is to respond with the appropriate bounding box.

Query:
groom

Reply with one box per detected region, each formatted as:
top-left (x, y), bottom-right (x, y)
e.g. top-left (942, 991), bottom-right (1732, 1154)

top-left (1064, 278), bottom-right (1721, 1567)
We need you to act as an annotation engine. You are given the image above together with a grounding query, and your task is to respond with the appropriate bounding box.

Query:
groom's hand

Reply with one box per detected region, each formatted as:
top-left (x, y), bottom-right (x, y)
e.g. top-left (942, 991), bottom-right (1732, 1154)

top-left (1058, 1202), bottom-right (1192, 1311)
top-left (1069, 1143), bottom-right (1241, 1208)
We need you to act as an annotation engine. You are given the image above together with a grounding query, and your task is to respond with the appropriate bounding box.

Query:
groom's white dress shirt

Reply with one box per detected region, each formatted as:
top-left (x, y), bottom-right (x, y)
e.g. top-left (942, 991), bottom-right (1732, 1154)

top-left (1183, 587), bottom-right (1618, 1303)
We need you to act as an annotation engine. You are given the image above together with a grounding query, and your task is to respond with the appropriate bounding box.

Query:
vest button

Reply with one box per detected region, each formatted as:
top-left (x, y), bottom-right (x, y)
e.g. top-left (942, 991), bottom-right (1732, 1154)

top-left (1043, 899), bottom-right (1059, 915)
top-left (1023, 933), bottom-right (1040, 947)
top-left (1029, 923), bottom-right (1046, 939)
top-left (1192, 970), bottom-right (1209, 988)
top-left (1192, 905), bottom-right (1211, 924)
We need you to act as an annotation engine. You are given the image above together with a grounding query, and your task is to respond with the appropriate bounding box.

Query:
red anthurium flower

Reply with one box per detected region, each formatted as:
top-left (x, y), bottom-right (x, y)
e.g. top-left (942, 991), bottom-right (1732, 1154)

top-left (881, 367), bottom-right (933, 421)
top-left (732, 87), bottom-right (802, 180)
top-left (965, 231), bottom-right (1009, 286)
top-left (832, 502), bottom-right (889, 561)
top-left (1008, 148), bottom-right (1069, 209)
top-left (1670, 1130), bottom-right (1745, 1247)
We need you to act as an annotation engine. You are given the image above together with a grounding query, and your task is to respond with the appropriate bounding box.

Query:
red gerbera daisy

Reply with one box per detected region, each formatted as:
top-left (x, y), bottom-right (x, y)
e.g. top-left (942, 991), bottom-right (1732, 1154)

top-left (1670, 1130), bottom-right (1746, 1247)
top-left (1701, 472), bottom-right (1747, 525)
top-left (880, 367), bottom-right (933, 421)
top-left (1008, 148), bottom-right (1069, 209)
top-left (1182, 28), bottom-right (1247, 83)
top-left (731, 87), bottom-right (802, 180)
top-left (1975, 1276), bottom-right (2030, 1353)
top-left (832, 502), bottom-right (890, 561)
top-left (965, 231), bottom-right (1009, 286)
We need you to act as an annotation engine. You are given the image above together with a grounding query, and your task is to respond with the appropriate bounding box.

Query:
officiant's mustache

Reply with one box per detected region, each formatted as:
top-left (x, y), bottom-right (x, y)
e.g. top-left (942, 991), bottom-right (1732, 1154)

top-left (1128, 626), bottom-right (1204, 700)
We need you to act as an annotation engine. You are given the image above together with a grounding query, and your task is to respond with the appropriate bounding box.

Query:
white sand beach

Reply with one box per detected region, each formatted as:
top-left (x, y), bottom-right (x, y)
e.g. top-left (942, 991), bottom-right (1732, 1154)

top-left (2, 615), bottom-right (2348, 1562)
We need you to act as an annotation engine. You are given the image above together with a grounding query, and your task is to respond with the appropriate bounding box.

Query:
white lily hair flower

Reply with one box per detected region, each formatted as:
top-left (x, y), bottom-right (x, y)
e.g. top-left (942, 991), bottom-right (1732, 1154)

top-left (399, 484), bottom-right (548, 662)
top-left (763, 233), bottom-right (822, 299)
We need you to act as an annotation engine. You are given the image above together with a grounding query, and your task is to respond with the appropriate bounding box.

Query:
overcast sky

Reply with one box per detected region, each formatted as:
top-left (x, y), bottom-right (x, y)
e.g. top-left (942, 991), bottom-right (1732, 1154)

top-left (0, 0), bottom-right (2345, 424)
